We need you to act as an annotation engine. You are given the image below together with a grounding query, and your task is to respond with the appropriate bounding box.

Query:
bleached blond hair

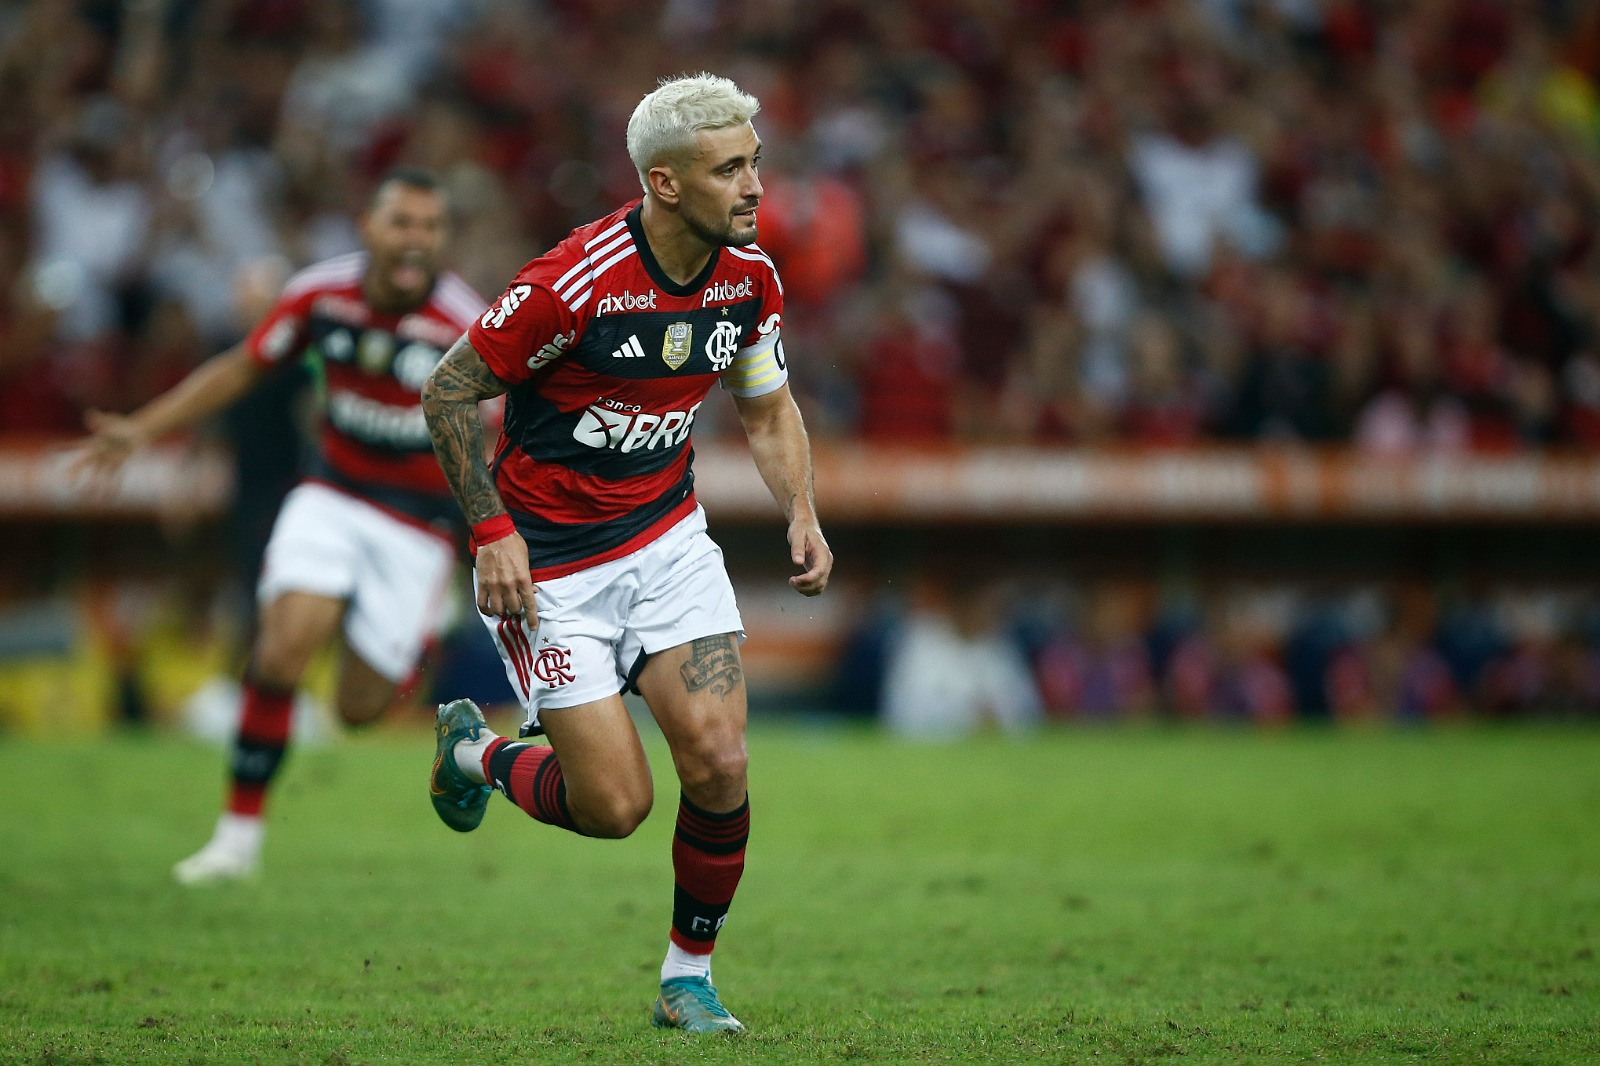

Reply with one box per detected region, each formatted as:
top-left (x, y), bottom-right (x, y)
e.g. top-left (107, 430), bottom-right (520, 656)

top-left (626, 73), bottom-right (761, 190)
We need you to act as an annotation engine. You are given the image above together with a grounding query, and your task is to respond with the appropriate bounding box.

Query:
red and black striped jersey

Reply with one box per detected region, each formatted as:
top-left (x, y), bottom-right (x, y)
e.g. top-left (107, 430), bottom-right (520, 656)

top-left (468, 200), bottom-right (788, 580)
top-left (245, 253), bottom-right (486, 526)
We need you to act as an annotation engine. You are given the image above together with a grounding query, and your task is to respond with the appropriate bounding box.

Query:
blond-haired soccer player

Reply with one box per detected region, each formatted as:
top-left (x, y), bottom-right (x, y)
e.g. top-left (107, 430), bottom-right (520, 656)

top-left (422, 73), bottom-right (831, 1032)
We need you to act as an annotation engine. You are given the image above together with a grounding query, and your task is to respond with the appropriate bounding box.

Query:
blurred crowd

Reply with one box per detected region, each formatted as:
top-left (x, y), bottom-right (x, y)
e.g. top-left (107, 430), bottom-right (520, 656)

top-left (841, 577), bottom-right (1600, 733)
top-left (7, 0), bottom-right (1600, 728)
top-left (6, 0), bottom-right (1600, 448)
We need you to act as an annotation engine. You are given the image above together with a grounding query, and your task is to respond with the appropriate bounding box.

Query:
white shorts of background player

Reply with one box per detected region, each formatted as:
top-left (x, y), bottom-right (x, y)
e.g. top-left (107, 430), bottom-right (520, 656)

top-left (258, 481), bottom-right (455, 682)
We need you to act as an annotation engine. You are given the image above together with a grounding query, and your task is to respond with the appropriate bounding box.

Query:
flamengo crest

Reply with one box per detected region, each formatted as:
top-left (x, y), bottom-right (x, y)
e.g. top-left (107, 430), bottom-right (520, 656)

top-left (705, 320), bottom-right (742, 372)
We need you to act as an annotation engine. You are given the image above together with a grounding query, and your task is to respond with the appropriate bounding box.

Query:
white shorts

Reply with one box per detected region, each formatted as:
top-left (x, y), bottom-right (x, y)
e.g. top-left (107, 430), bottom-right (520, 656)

top-left (479, 506), bottom-right (744, 730)
top-left (258, 481), bottom-right (456, 683)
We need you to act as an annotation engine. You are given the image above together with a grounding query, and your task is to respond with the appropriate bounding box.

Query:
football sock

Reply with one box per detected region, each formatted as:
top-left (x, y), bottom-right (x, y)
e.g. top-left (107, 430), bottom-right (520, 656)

top-left (225, 680), bottom-right (294, 817)
top-left (453, 728), bottom-right (497, 784)
top-left (212, 811), bottom-right (265, 856)
top-left (483, 738), bottom-right (579, 832)
top-left (661, 940), bottom-right (712, 982)
top-left (667, 793), bottom-right (749, 963)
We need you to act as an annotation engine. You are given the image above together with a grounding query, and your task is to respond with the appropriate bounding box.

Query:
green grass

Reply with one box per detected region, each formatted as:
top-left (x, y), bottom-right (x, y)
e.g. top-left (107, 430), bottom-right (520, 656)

top-left (2, 723), bottom-right (1598, 1064)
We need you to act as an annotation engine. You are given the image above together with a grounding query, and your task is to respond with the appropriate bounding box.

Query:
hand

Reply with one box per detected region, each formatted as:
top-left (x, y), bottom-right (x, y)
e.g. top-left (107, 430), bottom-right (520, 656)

top-left (787, 518), bottom-right (832, 596)
top-left (475, 532), bottom-right (539, 619)
top-left (67, 410), bottom-right (147, 486)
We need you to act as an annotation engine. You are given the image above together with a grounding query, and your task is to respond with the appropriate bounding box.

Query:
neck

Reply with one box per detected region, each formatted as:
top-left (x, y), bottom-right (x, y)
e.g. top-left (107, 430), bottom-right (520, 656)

top-left (362, 276), bottom-right (424, 317)
top-left (640, 198), bottom-right (715, 286)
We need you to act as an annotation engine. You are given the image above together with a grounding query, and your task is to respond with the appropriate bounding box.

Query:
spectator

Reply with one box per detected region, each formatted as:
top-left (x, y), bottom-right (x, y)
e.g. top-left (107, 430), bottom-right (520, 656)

top-left (881, 578), bottom-right (1042, 738)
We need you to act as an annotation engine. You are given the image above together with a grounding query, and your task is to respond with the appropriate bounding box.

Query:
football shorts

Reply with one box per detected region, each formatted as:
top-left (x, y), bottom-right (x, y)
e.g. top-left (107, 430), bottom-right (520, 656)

top-left (478, 505), bottom-right (744, 730)
top-left (257, 481), bottom-right (455, 682)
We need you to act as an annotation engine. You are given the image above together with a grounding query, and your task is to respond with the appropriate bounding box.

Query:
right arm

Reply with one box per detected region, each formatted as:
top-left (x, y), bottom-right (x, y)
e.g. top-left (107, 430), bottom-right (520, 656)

top-left (422, 335), bottom-right (536, 618)
top-left (76, 343), bottom-right (263, 476)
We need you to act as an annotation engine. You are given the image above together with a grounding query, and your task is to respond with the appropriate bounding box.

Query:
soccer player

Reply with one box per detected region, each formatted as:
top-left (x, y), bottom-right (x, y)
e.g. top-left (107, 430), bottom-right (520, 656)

top-left (76, 168), bottom-right (486, 884)
top-left (421, 73), bottom-right (832, 1034)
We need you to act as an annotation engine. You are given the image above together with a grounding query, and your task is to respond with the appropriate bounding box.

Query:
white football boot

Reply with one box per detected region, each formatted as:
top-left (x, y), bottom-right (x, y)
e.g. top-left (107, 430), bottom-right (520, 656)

top-left (172, 813), bottom-right (263, 885)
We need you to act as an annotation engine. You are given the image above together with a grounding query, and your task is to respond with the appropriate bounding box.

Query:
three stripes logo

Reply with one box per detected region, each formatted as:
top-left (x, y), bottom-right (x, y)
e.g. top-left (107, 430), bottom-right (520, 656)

top-left (612, 334), bottom-right (646, 360)
top-left (497, 617), bottom-right (534, 696)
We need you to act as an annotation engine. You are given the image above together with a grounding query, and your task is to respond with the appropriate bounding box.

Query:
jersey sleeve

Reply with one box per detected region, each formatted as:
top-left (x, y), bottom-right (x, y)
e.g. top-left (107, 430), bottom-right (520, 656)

top-left (467, 270), bottom-right (579, 385)
top-left (720, 277), bottom-right (788, 398)
top-left (243, 285), bottom-right (315, 369)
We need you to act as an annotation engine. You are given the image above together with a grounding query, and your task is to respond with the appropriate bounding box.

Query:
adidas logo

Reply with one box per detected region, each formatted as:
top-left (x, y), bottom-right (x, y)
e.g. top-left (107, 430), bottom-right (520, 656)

top-left (612, 335), bottom-right (646, 359)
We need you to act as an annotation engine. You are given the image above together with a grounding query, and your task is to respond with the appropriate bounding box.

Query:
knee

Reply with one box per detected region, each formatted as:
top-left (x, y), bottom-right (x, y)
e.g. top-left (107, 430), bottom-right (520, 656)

top-left (335, 690), bottom-right (391, 728)
top-left (576, 787), bottom-right (653, 839)
top-left (675, 734), bottom-right (748, 797)
top-left (250, 630), bottom-right (313, 690)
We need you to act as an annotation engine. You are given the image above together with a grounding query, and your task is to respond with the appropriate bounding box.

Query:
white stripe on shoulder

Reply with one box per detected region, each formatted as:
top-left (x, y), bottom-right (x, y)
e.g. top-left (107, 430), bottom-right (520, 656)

top-left (282, 252), bottom-right (366, 298)
top-left (583, 218), bottom-right (629, 251)
top-left (564, 246), bottom-right (638, 312)
top-left (555, 230), bottom-right (633, 301)
top-left (726, 246), bottom-right (783, 295)
top-left (433, 273), bottom-right (488, 323)
top-left (553, 219), bottom-right (632, 292)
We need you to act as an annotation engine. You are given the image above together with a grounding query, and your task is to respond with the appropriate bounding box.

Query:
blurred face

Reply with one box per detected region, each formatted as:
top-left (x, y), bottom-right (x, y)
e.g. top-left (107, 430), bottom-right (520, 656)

top-left (360, 182), bottom-right (447, 312)
top-left (670, 123), bottom-right (764, 248)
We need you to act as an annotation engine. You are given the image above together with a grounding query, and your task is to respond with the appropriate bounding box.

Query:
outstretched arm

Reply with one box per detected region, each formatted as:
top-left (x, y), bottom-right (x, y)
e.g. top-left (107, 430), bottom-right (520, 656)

top-left (422, 335), bottom-right (536, 618)
top-left (74, 343), bottom-right (261, 478)
top-left (731, 384), bottom-right (832, 596)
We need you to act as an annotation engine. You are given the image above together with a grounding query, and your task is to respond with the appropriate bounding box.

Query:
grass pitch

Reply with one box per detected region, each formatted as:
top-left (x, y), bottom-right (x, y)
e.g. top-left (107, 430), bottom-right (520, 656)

top-left (1, 722), bottom-right (1597, 1065)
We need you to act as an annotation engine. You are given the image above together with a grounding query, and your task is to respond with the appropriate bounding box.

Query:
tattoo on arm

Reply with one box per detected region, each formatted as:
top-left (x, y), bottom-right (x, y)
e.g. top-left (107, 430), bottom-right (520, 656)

top-left (422, 338), bottom-right (511, 525)
top-left (679, 635), bottom-right (744, 698)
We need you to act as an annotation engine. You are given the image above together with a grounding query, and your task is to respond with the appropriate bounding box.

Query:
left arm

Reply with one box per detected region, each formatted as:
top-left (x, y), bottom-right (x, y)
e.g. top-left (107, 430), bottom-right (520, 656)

top-left (731, 384), bottom-right (832, 596)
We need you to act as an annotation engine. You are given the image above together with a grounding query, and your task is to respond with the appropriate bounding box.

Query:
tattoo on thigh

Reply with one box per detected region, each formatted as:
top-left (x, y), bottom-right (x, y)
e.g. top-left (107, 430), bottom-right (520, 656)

top-left (679, 635), bottom-right (743, 697)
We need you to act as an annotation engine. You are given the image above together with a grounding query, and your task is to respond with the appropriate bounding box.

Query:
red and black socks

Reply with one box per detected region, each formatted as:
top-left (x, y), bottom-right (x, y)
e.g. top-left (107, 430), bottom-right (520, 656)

top-left (668, 793), bottom-right (750, 966)
top-left (483, 738), bottom-right (580, 832)
top-left (226, 681), bottom-right (294, 817)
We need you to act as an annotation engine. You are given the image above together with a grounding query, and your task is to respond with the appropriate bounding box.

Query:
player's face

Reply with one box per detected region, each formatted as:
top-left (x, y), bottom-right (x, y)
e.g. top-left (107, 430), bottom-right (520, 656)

top-left (360, 183), bottom-right (447, 311)
top-left (676, 124), bottom-right (763, 248)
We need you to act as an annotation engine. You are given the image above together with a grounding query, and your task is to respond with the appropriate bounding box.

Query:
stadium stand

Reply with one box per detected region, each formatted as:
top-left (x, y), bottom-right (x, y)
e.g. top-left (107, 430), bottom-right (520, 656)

top-left (3, 0), bottom-right (1600, 727)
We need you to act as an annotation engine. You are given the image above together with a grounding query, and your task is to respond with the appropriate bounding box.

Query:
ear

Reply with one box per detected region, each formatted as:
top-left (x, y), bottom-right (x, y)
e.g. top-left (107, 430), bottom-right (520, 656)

top-left (647, 165), bottom-right (681, 206)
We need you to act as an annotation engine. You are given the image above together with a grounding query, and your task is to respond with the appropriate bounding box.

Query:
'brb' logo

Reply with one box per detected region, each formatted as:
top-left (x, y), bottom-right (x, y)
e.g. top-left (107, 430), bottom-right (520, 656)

top-left (702, 276), bottom-right (753, 306)
top-left (534, 646), bottom-right (575, 687)
top-left (482, 284), bottom-right (532, 328)
top-left (596, 289), bottom-right (657, 315)
top-left (572, 400), bottom-right (702, 452)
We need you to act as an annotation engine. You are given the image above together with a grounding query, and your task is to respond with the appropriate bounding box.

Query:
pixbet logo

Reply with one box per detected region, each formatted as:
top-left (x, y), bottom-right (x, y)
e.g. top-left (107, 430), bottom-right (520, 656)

top-left (702, 276), bottom-right (753, 306)
top-left (572, 399), bottom-right (701, 453)
top-left (482, 284), bottom-right (532, 328)
top-left (596, 289), bottom-right (657, 315)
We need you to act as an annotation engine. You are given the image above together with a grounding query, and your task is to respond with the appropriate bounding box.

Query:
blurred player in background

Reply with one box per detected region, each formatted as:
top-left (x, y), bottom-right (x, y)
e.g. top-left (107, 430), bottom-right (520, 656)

top-left (76, 168), bottom-right (486, 884)
top-left (421, 73), bottom-right (831, 1033)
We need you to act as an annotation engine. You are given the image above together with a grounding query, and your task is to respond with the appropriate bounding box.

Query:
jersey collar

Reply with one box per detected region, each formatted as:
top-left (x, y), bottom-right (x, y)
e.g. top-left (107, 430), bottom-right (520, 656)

top-left (626, 203), bottom-right (721, 298)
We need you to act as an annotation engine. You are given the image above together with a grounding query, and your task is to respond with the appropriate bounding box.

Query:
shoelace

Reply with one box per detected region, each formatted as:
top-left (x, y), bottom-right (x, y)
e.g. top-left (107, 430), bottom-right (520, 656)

top-left (676, 980), bottom-right (733, 1018)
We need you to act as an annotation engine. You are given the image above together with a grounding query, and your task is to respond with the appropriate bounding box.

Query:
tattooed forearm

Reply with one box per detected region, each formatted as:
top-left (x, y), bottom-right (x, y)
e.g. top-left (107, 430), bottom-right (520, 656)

top-left (679, 635), bottom-right (744, 698)
top-left (422, 338), bottom-right (512, 526)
